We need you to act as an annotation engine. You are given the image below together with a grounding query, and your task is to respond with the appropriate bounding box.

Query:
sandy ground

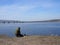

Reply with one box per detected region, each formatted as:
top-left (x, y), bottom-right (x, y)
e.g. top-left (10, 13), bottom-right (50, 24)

top-left (0, 35), bottom-right (60, 45)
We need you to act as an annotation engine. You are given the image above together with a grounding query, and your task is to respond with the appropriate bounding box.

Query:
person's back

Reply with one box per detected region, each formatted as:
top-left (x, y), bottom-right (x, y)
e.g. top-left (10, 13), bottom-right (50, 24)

top-left (15, 27), bottom-right (24, 37)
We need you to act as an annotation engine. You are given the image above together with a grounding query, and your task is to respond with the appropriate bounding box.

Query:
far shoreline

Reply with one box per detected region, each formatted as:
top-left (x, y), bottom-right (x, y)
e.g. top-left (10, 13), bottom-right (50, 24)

top-left (0, 19), bottom-right (60, 23)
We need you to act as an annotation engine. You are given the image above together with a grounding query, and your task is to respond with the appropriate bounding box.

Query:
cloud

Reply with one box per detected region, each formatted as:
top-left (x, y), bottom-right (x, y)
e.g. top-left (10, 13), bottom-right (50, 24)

top-left (0, 0), bottom-right (60, 16)
top-left (0, 0), bottom-right (60, 20)
top-left (0, 5), bottom-right (35, 13)
top-left (0, 0), bottom-right (60, 8)
top-left (0, 4), bottom-right (36, 20)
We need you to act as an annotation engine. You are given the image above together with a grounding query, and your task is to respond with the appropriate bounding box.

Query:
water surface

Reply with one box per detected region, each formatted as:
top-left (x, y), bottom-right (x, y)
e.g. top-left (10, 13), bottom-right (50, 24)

top-left (0, 22), bottom-right (60, 37)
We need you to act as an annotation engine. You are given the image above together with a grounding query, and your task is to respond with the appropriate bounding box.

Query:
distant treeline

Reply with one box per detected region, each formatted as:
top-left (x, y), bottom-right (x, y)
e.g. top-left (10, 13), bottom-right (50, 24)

top-left (0, 19), bottom-right (60, 23)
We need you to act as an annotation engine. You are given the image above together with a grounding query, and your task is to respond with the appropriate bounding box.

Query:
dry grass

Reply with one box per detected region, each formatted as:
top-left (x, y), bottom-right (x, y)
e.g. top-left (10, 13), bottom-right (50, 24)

top-left (0, 35), bottom-right (60, 45)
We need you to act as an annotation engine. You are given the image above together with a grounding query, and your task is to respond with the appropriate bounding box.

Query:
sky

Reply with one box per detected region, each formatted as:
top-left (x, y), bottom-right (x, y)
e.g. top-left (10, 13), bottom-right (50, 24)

top-left (0, 0), bottom-right (60, 21)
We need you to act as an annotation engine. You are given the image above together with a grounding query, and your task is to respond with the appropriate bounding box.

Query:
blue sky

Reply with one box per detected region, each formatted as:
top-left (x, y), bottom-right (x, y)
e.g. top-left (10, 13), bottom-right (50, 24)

top-left (0, 0), bottom-right (60, 21)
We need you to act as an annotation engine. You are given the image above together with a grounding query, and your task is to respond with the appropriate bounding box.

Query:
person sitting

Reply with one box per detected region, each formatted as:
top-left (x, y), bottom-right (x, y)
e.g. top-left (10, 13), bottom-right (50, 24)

top-left (15, 27), bottom-right (24, 37)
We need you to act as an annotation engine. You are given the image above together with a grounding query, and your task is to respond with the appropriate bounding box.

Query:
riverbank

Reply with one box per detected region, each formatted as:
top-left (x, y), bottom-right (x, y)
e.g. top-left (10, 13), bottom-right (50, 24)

top-left (0, 35), bottom-right (60, 45)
